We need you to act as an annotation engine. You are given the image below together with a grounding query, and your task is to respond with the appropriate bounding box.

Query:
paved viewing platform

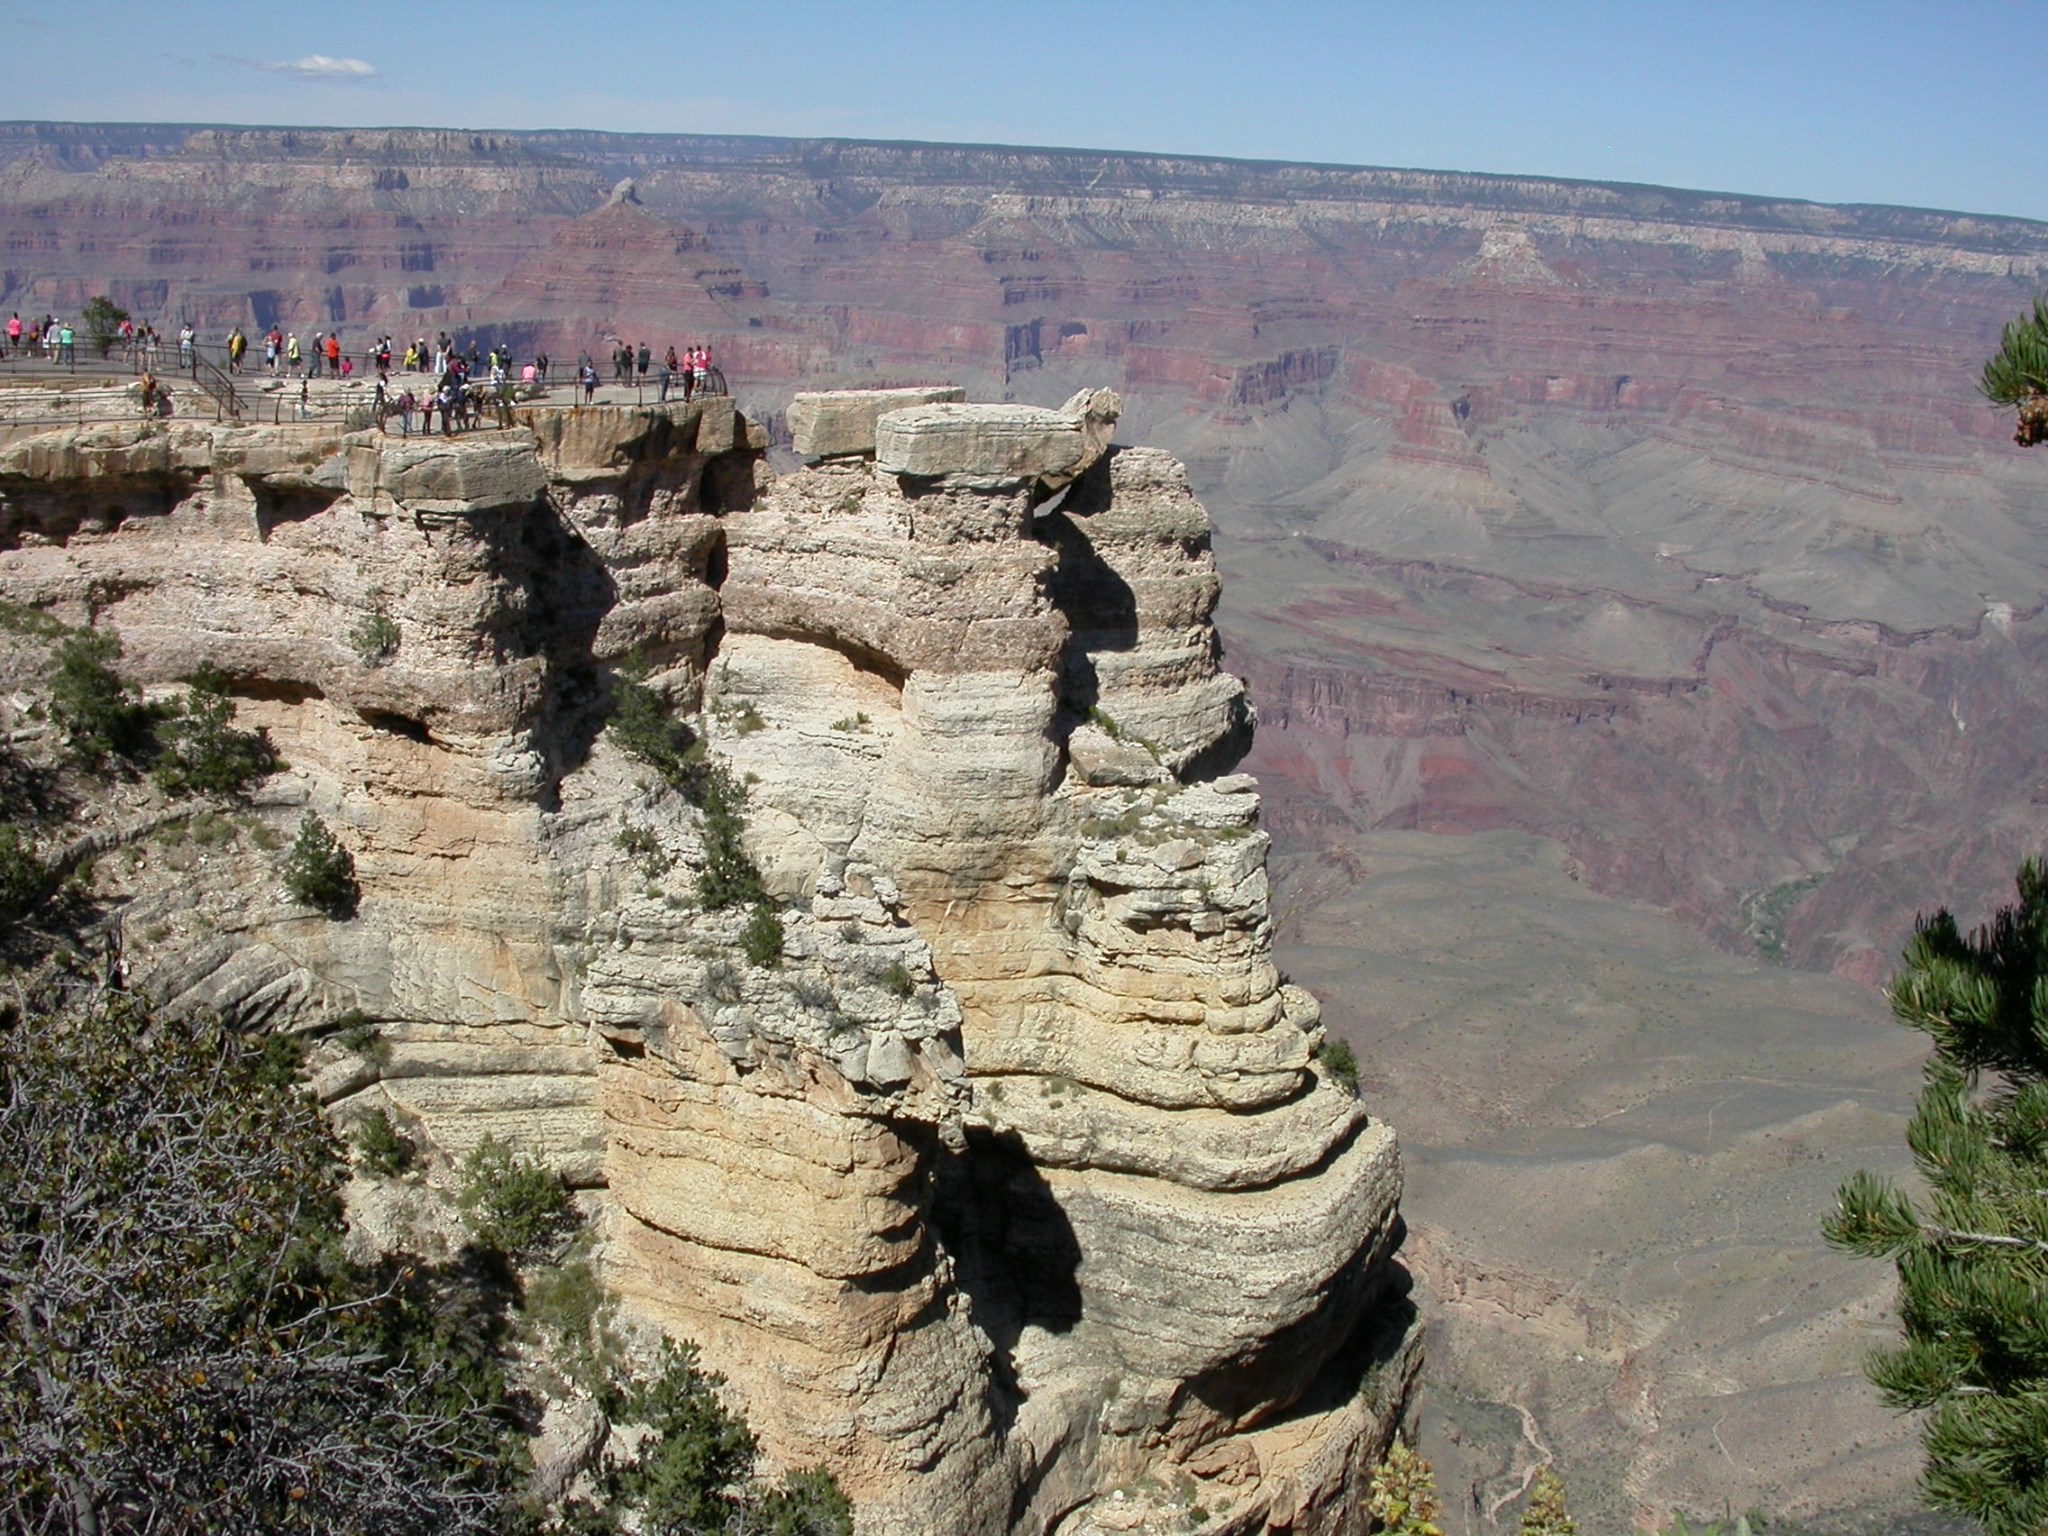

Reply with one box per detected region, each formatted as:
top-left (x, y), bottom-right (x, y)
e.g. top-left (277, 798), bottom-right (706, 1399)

top-left (0, 343), bottom-right (726, 434)
top-left (0, 358), bottom-right (730, 448)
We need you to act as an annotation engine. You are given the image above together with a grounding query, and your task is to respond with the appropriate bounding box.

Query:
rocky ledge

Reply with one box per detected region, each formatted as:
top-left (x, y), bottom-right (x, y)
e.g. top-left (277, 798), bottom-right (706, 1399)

top-left (0, 385), bottom-right (1417, 1534)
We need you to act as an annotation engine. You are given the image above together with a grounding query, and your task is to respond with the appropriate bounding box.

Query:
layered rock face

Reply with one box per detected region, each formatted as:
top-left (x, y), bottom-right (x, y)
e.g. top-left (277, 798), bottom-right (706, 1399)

top-left (0, 387), bottom-right (1416, 1534)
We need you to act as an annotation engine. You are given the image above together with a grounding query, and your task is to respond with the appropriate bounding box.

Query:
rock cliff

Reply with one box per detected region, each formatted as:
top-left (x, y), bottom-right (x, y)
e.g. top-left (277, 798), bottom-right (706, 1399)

top-left (0, 387), bottom-right (1417, 1534)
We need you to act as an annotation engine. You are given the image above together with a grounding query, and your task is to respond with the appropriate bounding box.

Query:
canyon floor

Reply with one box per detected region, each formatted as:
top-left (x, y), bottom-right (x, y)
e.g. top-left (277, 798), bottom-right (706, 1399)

top-left (1266, 824), bottom-right (1930, 1535)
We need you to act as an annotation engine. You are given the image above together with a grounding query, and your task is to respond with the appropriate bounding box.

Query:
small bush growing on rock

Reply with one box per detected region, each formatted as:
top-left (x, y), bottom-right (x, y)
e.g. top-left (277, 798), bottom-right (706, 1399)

top-left (333, 1007), bottom-right (391, 1066)
top-left (522, 1247), bottom-right (628, 1401)
top-left (616, 820), bottom-right (670, 875)
top-left (1367, 1441), bottom-right (1443, 1536)
top-left (0, 826), bottom-right (57, 927)
top-left (877, 959), bottom-right (915, 999)
top-left (595, 1340), bottom-right (853, 1536)
top-left (696, 761), bottom-right (766, 911)
top-left (49, 629), bottom-right (152, 767)
top-left (354, 1106), bottom-right (415, 1177)
top-left (739, 900), bottom-right (784, 968)
top-left (350, 608), bottom-right (401, 667)
top-left (151, 665), bottom-right (278, 797)
top-left (282, 811), bottom-right (360, 918)
top-left (1319, 1038), bottom-right (1360, 1094)
top-left (608, 657), bottom-right (698, 785)
top-left (457, 1134), bottom-right (575, 1261)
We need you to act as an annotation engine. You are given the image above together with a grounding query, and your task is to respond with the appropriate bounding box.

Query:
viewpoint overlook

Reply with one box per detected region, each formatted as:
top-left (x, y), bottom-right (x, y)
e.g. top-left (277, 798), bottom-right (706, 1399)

top-left (4, 120), bottom-right (2048, 1534)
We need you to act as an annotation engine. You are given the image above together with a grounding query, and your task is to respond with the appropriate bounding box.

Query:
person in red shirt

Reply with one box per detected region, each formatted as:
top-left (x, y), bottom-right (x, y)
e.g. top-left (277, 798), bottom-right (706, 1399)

top-left (325, 333), bottom-right (341, 376)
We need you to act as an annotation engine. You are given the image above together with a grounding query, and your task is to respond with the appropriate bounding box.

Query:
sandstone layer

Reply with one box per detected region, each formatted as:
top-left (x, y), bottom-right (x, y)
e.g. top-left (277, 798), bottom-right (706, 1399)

top-left (0, 387), bottom-right (1417, 1535)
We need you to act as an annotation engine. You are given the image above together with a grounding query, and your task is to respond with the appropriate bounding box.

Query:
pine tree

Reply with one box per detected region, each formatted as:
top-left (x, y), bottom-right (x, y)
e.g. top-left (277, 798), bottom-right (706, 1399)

top-left (1520, 1467), bottom-right (1575, 1536)
top-left (1981, 293), bottom-right (2048, 445)
top-left (1824, 858), bottom-right (2048, 1536)
top-left (1366, 1440), bottom-right (1443, 1536)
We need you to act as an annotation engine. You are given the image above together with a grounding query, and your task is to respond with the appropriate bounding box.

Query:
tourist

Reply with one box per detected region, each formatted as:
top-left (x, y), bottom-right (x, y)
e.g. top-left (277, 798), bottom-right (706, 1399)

top-left (295, 378), bottom-right (310, 420)
top-left (658, 352), bottom-right (674, 403)
top-left (4, 313), bottom-right (18, 356)
top-left (58, 322), bottom-right (74, 363)
top-left (227, 327), bottom-right (247, 373)
top-left (581, 360), bottom-right (598, 405)
top-left (396, 387), bottom-right (415, 437)
top-left (325, 332), bottom-right (341, 378)
top-left (139, 370), bottom-right (156, 415)
top-left (178, 323), bottom-right (194, 368)
top-left (635, 342), bottom-right (651, 385)
top-left (286, 333), bottom-right (301, 377)
top-left (536, 352), bottom-right (549, 386)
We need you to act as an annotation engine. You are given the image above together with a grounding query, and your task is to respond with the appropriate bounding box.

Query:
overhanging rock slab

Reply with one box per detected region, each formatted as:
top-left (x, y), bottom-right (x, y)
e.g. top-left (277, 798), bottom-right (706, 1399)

top-left (874, 402), bottom-right (1088, 482)
top-left (789, 386), bottom-right (965, 458)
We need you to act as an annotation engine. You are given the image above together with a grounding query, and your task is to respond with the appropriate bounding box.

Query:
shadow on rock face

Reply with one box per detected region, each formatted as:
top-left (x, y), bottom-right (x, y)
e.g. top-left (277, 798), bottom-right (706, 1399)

top-left (1189, 1228), bottom-right (1419, 1438)
top-left (1041, 453), bottom-right (1139, 722)
top-left (933, 1124), bottom-right (1084, 1436)
top-left (516, 496), bottom-right (618, 802)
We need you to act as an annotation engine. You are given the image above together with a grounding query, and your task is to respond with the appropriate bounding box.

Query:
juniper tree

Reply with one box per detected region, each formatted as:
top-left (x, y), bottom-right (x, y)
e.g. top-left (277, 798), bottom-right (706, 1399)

top-left (0, 977), bottom-right (517, 1533)
top-left (1982, 293), bottom-right (2048, 446)
top-left (1825, 858), bottom-right (2048, 1536)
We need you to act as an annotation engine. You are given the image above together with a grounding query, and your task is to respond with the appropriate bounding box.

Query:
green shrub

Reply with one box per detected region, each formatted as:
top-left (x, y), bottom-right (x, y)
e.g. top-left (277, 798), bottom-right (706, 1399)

top-left (696, 761), bottom-right (765, 911)
top-left (350, 609), bottom-right (401, 667)
top-left (151, 665), bottom-right (278, 797)
top-left (354, 1106), bottom-right (415, 1177)
top-left (49, 629), bottom-right (152, 767)
top-left (522, 1252), bottom-right (626, 1400)
top-left (754, 1467), bottom-right (855, 1535)
top-left (333, 1007), bottom-right (391, 1066)
top-left (877, 959), bottom-right (915, 999)
top-left (740, 901), bottom-right (784, 968)
top-left (616, 820), bottom-right (670, 875)
top-left (282, 811), bottom-right (359, 918)
top-left (608, 659), bottom-right (698, 786)
top-left (1319, 1037), bottom-right (1360, 1094)
top-left (81, 294), bottom-right (129, 358)
top-left (0, 826), bottom-right (57, 926)
top-left (0, 599), bottom-right (69, 639)
top-left (457, 1134), bottom-right (575, 1261)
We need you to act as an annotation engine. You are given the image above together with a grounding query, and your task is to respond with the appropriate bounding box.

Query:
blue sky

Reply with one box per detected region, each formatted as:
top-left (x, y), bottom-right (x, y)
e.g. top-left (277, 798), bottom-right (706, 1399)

top-left (12, 0), bottom-right (2046, 221)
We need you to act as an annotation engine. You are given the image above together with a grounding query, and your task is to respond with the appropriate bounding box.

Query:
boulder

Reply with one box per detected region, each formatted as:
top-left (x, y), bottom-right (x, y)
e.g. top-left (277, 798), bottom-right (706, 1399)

top-left (874, 401), bottom-right (1088, 483)
top-left (788, 385), bottom-right (965, 457)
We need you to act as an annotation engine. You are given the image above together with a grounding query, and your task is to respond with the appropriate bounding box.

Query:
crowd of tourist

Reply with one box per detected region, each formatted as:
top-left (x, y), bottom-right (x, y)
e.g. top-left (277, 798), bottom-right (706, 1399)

top-left (0, 309), bottom-right (728, 431)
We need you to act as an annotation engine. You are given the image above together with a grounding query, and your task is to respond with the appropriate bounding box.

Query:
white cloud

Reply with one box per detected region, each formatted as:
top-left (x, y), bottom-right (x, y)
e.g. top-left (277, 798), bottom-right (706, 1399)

top-left (214, 52), bottom-right (380, 84)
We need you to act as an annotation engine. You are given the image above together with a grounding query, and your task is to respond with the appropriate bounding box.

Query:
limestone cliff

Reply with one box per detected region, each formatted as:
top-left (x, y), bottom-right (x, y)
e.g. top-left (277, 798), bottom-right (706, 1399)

top-left (0, 388), bottom-right (1417, 1534)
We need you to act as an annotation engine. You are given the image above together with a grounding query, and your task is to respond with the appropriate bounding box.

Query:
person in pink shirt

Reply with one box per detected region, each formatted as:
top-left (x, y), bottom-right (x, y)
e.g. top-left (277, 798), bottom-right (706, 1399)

top-left (5, 313), bottom-right (19, 355)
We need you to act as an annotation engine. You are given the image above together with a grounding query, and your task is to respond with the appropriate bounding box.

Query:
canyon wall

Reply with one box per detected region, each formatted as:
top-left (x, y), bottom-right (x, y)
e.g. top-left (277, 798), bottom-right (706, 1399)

top-left (0, 387), bottom-right (1416, 1535)
top-left (4, 123), bottom-right (2048, 975)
